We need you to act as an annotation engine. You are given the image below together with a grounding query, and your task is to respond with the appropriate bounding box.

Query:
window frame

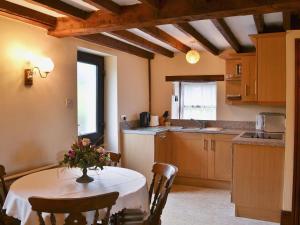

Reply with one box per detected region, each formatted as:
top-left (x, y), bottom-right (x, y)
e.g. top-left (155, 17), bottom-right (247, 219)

top-left (77, 51), bottom-right (104, 145)
top-left (173, 81), bottom-right (217, 121)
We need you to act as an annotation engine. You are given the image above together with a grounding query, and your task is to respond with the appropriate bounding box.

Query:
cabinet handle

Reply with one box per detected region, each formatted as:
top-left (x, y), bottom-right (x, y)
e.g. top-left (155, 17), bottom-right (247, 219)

top-left (211, 140), bottom-right (216, 151)
top-left (159, 134), bottom-right (167, 139)
top-left (204, 139), bottom-right (208, 150)
top-left (254, 80), bottom-right (257, 96)
top-left (244, 84), bottom-right (248, 96)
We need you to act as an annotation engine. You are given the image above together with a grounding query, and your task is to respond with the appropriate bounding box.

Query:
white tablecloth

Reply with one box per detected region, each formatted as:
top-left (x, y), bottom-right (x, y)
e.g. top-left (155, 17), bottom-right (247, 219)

top-left (3, 166), bottom-right (149, 225)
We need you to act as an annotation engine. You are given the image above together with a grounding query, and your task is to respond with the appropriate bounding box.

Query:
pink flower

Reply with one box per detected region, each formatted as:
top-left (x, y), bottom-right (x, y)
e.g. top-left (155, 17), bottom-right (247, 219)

top-left (68, 150), bottom-right (76, 158)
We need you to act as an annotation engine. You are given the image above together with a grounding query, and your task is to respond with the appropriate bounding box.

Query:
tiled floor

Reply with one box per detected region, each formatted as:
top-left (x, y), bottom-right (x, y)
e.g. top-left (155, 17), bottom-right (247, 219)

top-left (161, 185), bottom-right (279, 225)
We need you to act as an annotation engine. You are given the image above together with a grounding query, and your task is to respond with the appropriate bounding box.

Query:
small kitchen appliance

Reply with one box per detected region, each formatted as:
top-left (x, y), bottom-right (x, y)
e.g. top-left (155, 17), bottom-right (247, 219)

top-left (150, 115), bottom-right (159, 127)
top-left (139, 112), bottom-right (150, 127)
top-left (256, 112), bottom-right (286, 133)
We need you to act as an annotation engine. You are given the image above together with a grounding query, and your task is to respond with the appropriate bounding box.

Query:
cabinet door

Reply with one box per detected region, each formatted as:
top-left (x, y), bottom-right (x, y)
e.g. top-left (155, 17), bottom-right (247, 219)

top-left (257, 33), bottom-right (286, 104)
top-left (155, 132), bottom-right (170, 163)
top-left (171, 132), bottom-right (207, 179)
top-left (241, 55), bottom-right (257, 102)
top-left (208, 135), bottom-right (233, 181)
top-left (226, 59), bottom-right (242, 77)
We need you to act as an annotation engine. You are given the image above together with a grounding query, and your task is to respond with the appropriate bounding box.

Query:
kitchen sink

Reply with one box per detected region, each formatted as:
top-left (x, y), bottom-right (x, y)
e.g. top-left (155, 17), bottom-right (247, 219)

top-left (241, 132), bottom-right (283, 140)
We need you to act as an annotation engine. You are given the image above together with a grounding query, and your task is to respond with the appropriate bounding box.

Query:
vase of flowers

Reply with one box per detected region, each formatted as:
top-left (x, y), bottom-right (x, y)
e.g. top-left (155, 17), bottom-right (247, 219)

top-left (61, 138), bottom-right (110, 183)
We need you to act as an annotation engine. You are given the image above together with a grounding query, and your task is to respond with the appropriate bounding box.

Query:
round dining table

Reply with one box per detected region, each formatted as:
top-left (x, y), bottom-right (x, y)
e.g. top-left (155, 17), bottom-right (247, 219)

top-left (3, 166), bottom-right (149, 225)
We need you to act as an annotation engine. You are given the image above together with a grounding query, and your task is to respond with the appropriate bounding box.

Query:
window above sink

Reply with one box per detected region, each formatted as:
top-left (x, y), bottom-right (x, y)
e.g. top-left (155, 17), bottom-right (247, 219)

top-left (171, 82), bottom-right (217, 121)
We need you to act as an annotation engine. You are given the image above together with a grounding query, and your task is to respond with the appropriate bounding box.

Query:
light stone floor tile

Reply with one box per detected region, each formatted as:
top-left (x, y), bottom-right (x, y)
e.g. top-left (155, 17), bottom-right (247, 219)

top-left (161, 185), bottom-right (279, 225)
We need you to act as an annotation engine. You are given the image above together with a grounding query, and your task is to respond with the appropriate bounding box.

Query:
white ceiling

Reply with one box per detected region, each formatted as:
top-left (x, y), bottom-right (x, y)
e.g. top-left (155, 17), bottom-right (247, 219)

top-left (224, 15), bottom-right (257, 46)
top-left (128, 28), bottom-right (179, 52)
top-left (264, 12), bottom-right (283, 26)
top-left (3, 0), bottom-right (286, 55)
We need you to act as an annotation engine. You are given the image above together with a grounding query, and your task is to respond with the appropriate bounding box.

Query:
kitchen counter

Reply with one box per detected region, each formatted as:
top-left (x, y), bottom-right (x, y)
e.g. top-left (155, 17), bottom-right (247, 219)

top-left (122, 126), bottom-right (247, 135)
top-left (122, 127), bottom-right (285, 147)
top-left (233, 131), bottom-right (285, 147)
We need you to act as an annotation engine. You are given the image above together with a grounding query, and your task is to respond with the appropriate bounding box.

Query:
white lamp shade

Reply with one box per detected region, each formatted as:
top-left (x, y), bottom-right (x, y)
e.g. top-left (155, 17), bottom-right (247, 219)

top-left (37, 57), bottom-right (54, 73)
top-left (186, 50), bottom-right (200, 64)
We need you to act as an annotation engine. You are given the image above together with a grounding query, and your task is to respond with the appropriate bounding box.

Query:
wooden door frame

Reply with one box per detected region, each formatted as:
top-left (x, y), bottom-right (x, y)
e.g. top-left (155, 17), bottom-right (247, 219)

top-left (293, 39), bottom-right (300, 225)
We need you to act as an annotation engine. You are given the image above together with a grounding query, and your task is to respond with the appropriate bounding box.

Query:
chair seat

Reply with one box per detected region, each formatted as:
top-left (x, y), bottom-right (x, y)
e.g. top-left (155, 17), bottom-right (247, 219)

top-left (0, 210), bottom-right (20, 225)
top-left (111, 208), bottom-right (147, 225)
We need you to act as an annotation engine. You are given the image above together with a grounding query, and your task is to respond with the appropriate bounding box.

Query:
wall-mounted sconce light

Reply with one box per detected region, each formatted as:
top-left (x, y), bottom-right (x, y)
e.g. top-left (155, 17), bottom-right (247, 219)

top-left (24, 56), bottom-right (54, 86)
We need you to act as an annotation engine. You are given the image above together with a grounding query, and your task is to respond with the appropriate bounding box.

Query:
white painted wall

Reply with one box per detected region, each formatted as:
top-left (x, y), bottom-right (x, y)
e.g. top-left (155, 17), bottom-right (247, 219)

top-left (0, 16), bottom-right (149, 174)
top-left (151, 53), bottom-right (285, 121)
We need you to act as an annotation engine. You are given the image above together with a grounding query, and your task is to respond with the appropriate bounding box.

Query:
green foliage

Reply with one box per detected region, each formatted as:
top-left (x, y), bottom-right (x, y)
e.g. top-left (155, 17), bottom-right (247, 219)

top-left (60, 138), bottom-right (110, 170)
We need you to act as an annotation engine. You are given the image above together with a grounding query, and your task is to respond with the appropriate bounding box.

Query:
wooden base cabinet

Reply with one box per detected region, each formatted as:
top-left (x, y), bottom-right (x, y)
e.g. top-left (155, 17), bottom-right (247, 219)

top-left (171, 132), bottom-right (234, 189)
top-left (155, 132), bottom-right (171, 163)
top-left (207, 134), bottom-right (234, 181)
top-left (232, 144), bottom-right (284, 222)
top-left (171, 132), bottom-right (208, 179)
top-left (122, 133), bottom-right (155, 187)
top-left (122, 132), bottom-right (171, 187)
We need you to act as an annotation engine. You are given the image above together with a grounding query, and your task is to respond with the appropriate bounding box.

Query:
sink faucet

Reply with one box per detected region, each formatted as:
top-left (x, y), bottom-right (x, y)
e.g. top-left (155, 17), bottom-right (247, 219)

top-left (190, 119), bottom-right (206, 128)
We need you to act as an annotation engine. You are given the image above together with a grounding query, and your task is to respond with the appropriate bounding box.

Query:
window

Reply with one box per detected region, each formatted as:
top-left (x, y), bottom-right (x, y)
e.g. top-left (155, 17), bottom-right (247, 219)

top-left (172, 82), bottom-right (217, 120)
top-left (77, 51), bottom-right (104, 144)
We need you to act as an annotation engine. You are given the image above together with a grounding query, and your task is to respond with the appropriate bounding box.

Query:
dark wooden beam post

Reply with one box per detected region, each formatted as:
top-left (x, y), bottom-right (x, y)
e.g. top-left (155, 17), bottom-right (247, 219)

top-left (78, 34), bottom-right (154, 59)
top-left (138, 0), bottom-right (159, 9)
top-left (175, 22), bottom-right (219, 55)
top-left (0, 1), bottom-right (57, 28)
top-left (140, 27), bottom-right (191, 53)
top-left (253, 14), bottom-right (264, 33)
top-left (283, 12), bottom-right (292, 31)
top-left (110, 30), bottom-right (174, 57)
top-left (211, 18), bottom-right (241, 53)
top-left (82, 0), bottom-right (122, 14)
top-left (26, 0), bottom-right (92, 20)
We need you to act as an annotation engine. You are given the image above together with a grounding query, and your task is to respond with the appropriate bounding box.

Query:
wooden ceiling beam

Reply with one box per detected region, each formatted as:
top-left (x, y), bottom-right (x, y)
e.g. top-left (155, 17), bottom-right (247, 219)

top-left (26, 0), bottom-right (91, 20)
top-left (175, 22), bottom-right (219, 55)
top-left (0, 1), bottom-right (57, 28)
top-left (283, 12), bottom-right (292, 30)
top-left (78, 34), bottom-right (154, 59)
top-left (110, 30), bottom-right (174, 57)
top-left (138, 0), bottom-right (159, 9)
top-left (48, 0), bottom-right (300, 37)
top-left (140, 27), bottom-right (191, 53)
top-left (211, 18), bottom-right (241, 53)
top-left (82, 0), bottom-right (122, 14)
top-left (253, 14), bottom-right (264, 33)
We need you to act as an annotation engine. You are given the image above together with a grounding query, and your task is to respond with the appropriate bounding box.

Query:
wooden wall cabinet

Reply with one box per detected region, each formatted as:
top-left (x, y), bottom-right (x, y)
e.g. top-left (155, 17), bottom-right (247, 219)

top-left (241, 55), bottom-right (257, 102)
top-left (232, 144), bottom-right (284, 222)
top-left (225, 32), bottom-right (286, 105)
top-left (254, 33), bottom-right (286, 105)
top-left (225, 54), bottom-right (256, 104)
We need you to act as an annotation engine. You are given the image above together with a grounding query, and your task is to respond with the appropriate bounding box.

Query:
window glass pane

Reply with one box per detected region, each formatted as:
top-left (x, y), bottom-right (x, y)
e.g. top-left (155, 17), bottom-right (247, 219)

top-left (77, 62), bottom-right (97, 135)
top-left (181, 82), bottom-right (217, 120)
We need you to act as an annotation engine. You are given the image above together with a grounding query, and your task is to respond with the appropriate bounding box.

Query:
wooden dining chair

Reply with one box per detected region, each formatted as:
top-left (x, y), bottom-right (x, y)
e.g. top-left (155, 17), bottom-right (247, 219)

top-left (0, 165), bottom-right (20, 225)
top-left (110, 163), bottom-right (178, 225)
top-left (29, 192), bottom-right (119, 225)
top-left (0, 165), bottom-right (8, 206)
top-left (106, 152), bottom-right (121, 167)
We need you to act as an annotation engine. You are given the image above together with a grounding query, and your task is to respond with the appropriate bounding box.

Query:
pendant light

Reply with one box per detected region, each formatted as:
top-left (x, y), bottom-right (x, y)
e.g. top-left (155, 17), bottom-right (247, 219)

top-left (186, 40), bottom-right (200, 64)
top-left (186, 49), bottom-right (200, 64)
